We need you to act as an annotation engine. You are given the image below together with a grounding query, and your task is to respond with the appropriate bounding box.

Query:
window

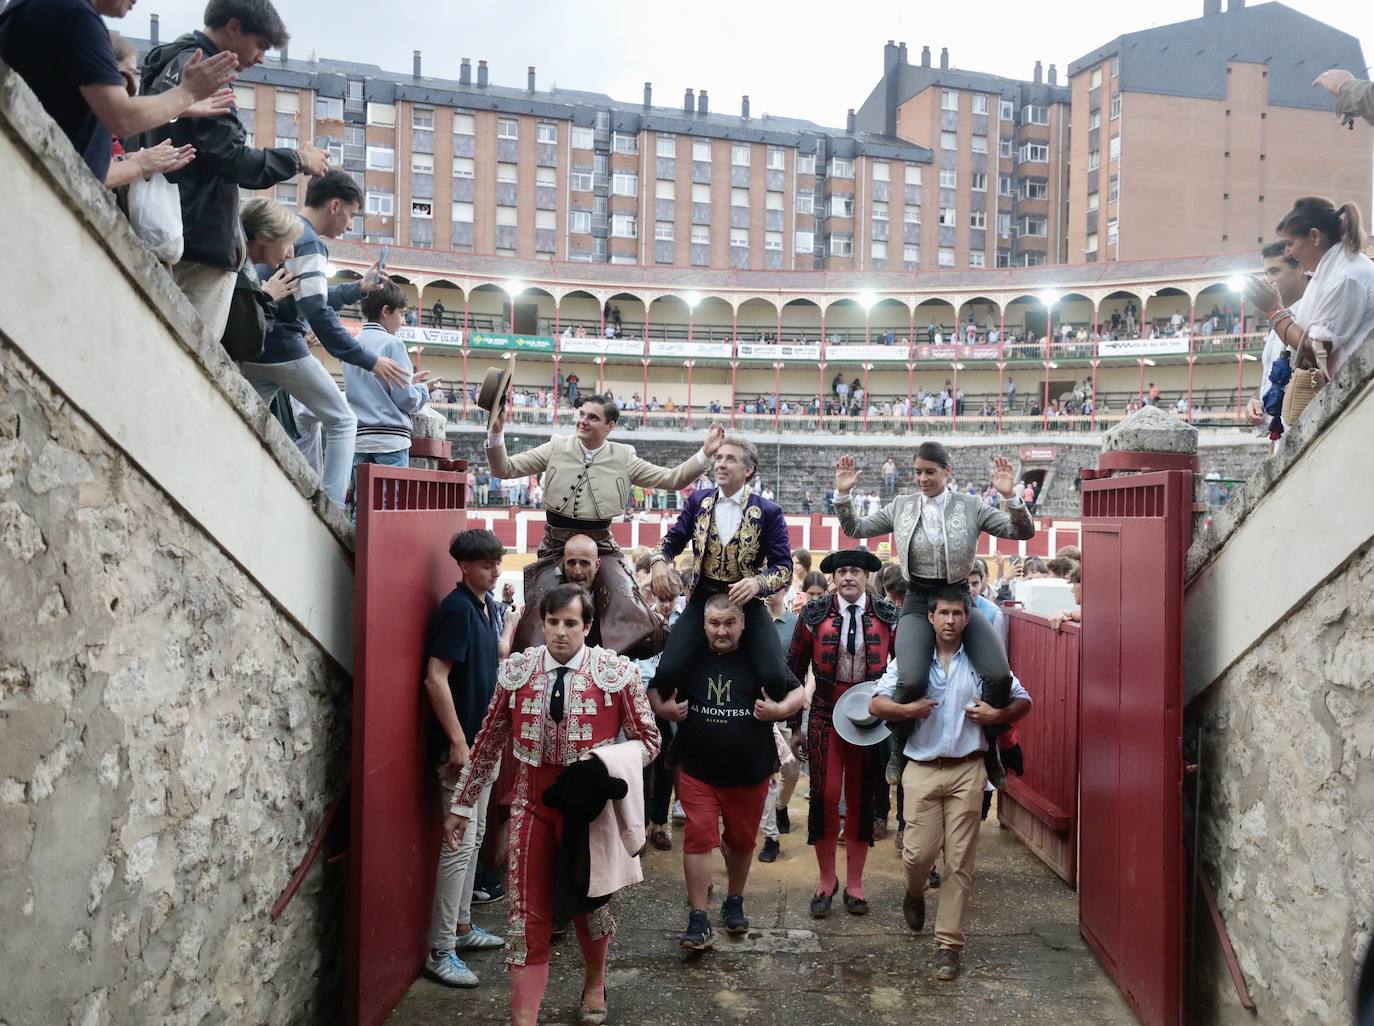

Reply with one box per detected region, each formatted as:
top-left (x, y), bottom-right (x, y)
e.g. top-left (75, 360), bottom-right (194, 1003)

top-left (939, 207), bottom-right (956, 226)
top-left (997, 212), bottom-right (1011, 236)
top-left (765, 190), bottom-right (784, 210)
top-left (1107, 219), bottom-right (1119, 245)
top-left (496, 206), bottom-right (517, 227)
top-left (497, 162), bottom-right (518, 183)
top-left (274, 89), bottom-right (299, 114)
top-left (366, 145), bottom-right (395, 171)
top-left (871, 240), bottom-right (888, 259)
top-left (829, 235), bottom-right (853, 257)
top-left (904, 206), bottom-right (921, 224)
top-left (570, 168), bottom-right (593, 191)
top-left (971, 135), bottom-right (988, 154)
top-left (1020, 142), bottom-right (1049, 163)
top-left (796, 193), bottom-right (814, 214)
top-left (1091, 67), bottom-right (1103, 89)
top-left (536, 122), bottom-right (557, 145)
top-left (1111, 94), bottom-right (1122, 120)
top-left (1020, 216), bottom-right (1047, 237)
top-left (571, 125), bottom-right (594, 149)
top-left (533, 166), bottom-right (555, 188)
top-left (693, 139), bottom-right (712, 161)
top-left (828, 195), bottom-right (854, 218)
top-left (275, 182), bottom-right (297, 205)
top-left (797, 153), bottom-right (816, 174)
top-left (323, 136), bottom-right (344, 164)
top-left (796, 230), bottom-right (814, 253)
top-left (366, 102), bottom-right (395, 126)
top-left (655, 220), bottom-right (674, 241)
top-left (497, 119), bottom-right (519, 140)
top-left (569, 210), bottom-right (590, 233)
top-left (939, 168), bottom-right (956, 189)
top-left (1108, 175), bottom-right (1119, 203)
top-left (1111, 57), bottom-right (1119, 77)
top-left (535, 210), bottom-right (556, 230)
top-left (315, 96), bottom-right (342, 120)
top-left (1086, 150), bottom-right (1100, 172)
top-left (688, 183), bottom-right (709, 204)
top-left (970, 252), bottom-right (985, 268)
top-left (1022, 179), bottom-right (1047, 200)
top-left (942, 90), bottom-right (958, 111)
top-left (1087, 192), bottom-right (1100, 212)
top-left (731, 187), bottom-right (750, 207)
top-left (999, 136), bottom-right (1013, 158)
top-left (611, 214), bottom-right (637, 238)
top-left (872, 200), bottom-right (888, 221)
top-left (411, 200), bottom-right (433, 219)
top-left (412, 106), bottom-right (434, 129)
top-left (233, 85), bottom-right (256, 109)
top-left (1022, 104), bottom-right (1050, 125)
top-left (872, 160), bottom-right (890, 182)
top-left (999, 99), bottom-right (1014, 121)
top-left (1109, 135), bottom-right (1120, 161)
top-left (972, 94), bottom-right (988, 115)
top-left (969, 210), bottom-right (986, 229)
top-left (344, 125), bottom-right (364, 162)
top-left (970, 172), bottom-right (987, 192)
top-left (938, 247), bottom-right (955, 267)
top-left (904, 245), bottom-right (920, 263)
top-left (731, 145), bottom-right (751, 166)
top-left (612, 131), bottom-right (638, 154)
top-left (829, 157), bottom-right (854, 179)
top-left (765, 230), bottom-right (783, 251)
top-left (1089, 110), bottom-right (1101, 131)
top-left (656, 133), bottom-right (677, 157)
top-left (940, 131), bottom-right (958, 151)
top-left (452, 201), bottom-right (474, 223)
top-left (1086, 232), bottom-right (1099, 253)
top-left (905, 165), bottom-right (921, 185)
top-left (656, 179), bottom-right (676, 199)
top-left (411, 152), bottom-right (433, 175)
top-left (730, 227), bottom-right (748, 248)
top-left (996, 250), bottom-right (1010, 268)
top-left (998, 174), bottom-right (1013, 196)
top-left (275, 136), bottom-right (297, 150)
top-left (454, 112), bottom-right (475, 136)
top-left (767, 147), bottom-right (785, 170)
top-left (691, 225), bottom-right (710, 245)
top-left (365, 191), bottom-right (393, 215)
top-left (612, 172), bottom-right (639, 197)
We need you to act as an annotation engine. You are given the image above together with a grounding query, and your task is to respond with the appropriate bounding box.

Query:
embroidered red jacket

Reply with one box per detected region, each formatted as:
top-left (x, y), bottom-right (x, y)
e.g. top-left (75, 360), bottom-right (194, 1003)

top-left (786, 594), bottom-right (900, 706)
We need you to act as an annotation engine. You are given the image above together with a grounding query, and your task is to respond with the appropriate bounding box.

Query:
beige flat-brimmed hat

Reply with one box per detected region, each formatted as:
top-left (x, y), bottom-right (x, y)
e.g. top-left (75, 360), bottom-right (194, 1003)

top-left (476, 355), bottom-right (516, 431)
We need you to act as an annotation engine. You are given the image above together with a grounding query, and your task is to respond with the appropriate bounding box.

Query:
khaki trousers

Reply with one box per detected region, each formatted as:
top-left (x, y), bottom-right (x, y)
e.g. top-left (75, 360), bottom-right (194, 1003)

top-left (900, 753), bottom-right (987, 950)
top-left (173, 261), bottom-right (237, 341)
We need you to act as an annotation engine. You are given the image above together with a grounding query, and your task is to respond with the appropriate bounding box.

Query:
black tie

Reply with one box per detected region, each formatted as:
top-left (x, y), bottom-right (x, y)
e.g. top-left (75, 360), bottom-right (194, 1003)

top-left (846, 605), bottom-right (858, 654)
top-left (549, 667), bottom-right (567, 724)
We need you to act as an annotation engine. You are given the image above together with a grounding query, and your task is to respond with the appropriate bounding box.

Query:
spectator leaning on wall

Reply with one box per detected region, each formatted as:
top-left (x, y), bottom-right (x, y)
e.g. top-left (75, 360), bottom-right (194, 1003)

top-left (0, 0), bottom-right (236, 182)
top-left (141, 0), bottom-right (330, 339)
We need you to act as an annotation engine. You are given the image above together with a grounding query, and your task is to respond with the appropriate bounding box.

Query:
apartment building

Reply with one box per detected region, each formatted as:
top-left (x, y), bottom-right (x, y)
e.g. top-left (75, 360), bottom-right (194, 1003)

top-left (1066, 0), bottom-right (1370, 262)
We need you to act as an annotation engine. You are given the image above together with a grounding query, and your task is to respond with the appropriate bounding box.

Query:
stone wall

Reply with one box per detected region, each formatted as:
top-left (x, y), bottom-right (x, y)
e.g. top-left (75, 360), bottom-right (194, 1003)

top-left (0, 342), bottom-right (351, 1026)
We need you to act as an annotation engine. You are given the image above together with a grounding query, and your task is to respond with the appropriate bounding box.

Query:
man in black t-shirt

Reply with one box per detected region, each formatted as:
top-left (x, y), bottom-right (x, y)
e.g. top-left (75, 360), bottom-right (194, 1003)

top-left (421, 529), bottom-right (506, 987)
top-left (648, 593), bottom-right (804, 950)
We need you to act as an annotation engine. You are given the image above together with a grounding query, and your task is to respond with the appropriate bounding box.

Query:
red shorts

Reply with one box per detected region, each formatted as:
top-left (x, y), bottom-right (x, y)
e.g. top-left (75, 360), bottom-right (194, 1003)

top-left (678, 771), bottom-right (771, 855)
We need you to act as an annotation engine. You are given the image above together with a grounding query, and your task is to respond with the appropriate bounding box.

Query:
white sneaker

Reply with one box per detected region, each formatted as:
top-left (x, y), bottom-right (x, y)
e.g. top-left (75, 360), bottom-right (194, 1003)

top-left (672, 800), bottom-right (686, 823)
top-left (424, 950), bottom-right (479, 988)
top-left (454, 926), bottom-right (505, 951)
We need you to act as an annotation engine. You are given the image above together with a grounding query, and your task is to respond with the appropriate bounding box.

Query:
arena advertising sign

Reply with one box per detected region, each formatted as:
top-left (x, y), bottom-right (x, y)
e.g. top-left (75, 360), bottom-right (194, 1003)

top-left (1096, 337), bottom-right (1190, 357)
top-left (913, 343), bottom-right (1002, 361)
top-left (558, 337), bottom-right (646, 356)
top-left (395, 326), bottom-right (464, 348)
top-left (736, 341), bottom-right (822, 360)
top-left (1019, 446), bottom-right (1058, 462)
top-left (648, 340), bottom-right (733, 359)
top-left (823, 344), bottom-right (911, 362)
top-left (466, 331), bottom-right (556, 353)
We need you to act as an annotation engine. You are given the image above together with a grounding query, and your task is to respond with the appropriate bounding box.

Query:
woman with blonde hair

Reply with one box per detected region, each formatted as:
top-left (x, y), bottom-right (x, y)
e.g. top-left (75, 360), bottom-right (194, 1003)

top-left (240, 198), bottom-right (304, 302)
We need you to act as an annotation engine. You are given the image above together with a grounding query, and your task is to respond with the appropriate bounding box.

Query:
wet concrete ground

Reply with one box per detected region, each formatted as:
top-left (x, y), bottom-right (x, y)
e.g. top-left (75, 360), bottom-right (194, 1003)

top-left (386, 793), bottom-right (1136, 1026)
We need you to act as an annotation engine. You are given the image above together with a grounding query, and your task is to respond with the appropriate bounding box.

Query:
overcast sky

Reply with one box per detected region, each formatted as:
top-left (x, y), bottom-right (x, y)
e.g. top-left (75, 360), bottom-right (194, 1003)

top-left (118, 0), bottom-right (1372, 128)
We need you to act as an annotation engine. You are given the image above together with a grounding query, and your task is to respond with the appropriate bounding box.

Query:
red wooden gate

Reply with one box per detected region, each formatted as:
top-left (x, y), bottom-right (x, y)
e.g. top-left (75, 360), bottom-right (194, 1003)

top-left (1078, 466), bottom-right (1191, 1026)
top-left (999, 610), bottom-right (1080, 885)
top-left (348, 466), bottom-right (467, 1026)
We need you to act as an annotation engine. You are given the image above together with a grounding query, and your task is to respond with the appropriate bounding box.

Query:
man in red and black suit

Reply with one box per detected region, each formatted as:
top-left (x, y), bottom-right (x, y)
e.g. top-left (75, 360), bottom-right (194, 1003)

top-left (786, 548), bottom-right (898, 917)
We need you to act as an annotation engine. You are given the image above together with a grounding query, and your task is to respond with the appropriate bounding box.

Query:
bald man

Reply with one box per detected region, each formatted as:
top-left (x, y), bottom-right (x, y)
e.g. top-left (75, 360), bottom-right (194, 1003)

top-left (510, 534), bottom-right (617, 650)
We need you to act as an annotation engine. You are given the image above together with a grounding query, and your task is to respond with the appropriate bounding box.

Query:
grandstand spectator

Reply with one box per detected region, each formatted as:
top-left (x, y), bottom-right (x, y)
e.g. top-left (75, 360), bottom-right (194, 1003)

top-left (566, 372), bottom-right (579, 403)
top-left (802, 491), bottom-right (813, 516)
top-left (1005, 377), bottom-right (1016, 408)
top-left (430, 298), bottom-right (445, 328)
top-left (1248, 241), bottom-right (1310, 426)
top-left (1046, 557), bottom-right (1074, 581)
top-left (343, 280), bottom-right (429, 513)
top-left (0, 0), bottom-right (236, 184)
top-left (140, 0), bottom-right (328, 339)
top-left (1244, 195), bottom-right (1374, 381)
top-left (239, 196), bottom-right (301, 299)
top-left (1056, 545), bottom-right (1082, 563)
top-left (882, 458), bottom-right (898, 493)
top-left (103, 33), bottom-right (198, 190)
top-left (967, 559), bottom-right (1007, 647)
top-left (241, 171), bottom-right (407, 508)
top-left (1048, 565), bottom-right (1083, 631)
top-left (1023, 557), bottom-right (1050, 579)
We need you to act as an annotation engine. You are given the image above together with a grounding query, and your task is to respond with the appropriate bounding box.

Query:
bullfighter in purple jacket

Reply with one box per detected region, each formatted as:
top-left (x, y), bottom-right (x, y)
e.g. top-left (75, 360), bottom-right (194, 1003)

top-left (649, 436), bottom-right (793, 694)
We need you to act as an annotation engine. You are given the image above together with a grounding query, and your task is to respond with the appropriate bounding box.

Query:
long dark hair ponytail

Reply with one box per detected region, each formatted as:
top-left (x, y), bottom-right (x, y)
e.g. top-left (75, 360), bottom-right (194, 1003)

top-left (1277, 196), bottom-right (1366, 256)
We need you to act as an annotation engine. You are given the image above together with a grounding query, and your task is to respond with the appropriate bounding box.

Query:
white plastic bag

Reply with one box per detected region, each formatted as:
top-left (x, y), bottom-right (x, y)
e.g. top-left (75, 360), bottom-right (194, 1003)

top-left (127, 172), bottom-right (184, 264)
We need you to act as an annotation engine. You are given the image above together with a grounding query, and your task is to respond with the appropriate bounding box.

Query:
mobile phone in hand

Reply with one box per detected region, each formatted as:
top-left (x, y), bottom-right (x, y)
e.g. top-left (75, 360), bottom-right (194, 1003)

top-left (378, 245), bottom-right (388, 277)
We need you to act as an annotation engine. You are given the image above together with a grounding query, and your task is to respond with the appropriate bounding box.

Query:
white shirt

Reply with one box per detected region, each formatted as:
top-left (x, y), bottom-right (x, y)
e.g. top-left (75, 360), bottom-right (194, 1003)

top-left (1260, 291), bottom-right (1306, 398)
top-left (541, 644), bottom-right (588, 712)
top-left (873, 649), bottom-right (1032, 760)
top-left (916, 490), bottom-right (948, 546)
top-left (713, 485), bottom-right (749, 546)
top-left (1299, 243), bottom-right (1374, 378)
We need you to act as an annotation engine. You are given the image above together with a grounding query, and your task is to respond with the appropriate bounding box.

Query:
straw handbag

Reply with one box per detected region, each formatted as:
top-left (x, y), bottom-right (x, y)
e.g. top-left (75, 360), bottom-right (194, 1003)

top-left (1281, 345), bottom-right (1328, 425)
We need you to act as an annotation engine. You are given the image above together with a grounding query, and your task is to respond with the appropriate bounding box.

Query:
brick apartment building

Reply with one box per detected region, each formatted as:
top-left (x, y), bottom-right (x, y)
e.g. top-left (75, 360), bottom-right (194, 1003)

top-left (134, 0), bottom-right (1368, 273)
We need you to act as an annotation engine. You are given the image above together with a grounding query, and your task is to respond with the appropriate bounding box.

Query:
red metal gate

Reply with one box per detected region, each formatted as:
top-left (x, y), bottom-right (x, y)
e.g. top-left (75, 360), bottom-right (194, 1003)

top-left (1078, 466), bottom-right (1191, 1026)
top-left (999, 610), bottom-right (1079, 885)
top-left (348, 466), bottom-right (467, 1026)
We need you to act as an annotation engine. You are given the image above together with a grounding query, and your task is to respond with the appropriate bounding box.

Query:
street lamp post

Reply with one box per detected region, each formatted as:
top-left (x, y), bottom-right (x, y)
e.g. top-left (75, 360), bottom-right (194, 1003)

top-left (684, 291), bottom-right (701, 345)
top-left (1038, 291), bottom-right (1059, 431)
top-left (505, 279), bottom-right (526, 334)
top-left (685, 360), bottom-right (696, 428)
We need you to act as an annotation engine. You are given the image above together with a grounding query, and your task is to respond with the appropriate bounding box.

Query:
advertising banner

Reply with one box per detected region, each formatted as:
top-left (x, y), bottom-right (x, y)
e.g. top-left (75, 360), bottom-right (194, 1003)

top-left (396, 326), bottom-right (464, 348)
top-left (648, 340), bottom-right (733, 359)
top-left (558, 337), bottom-right (646, 356)
top-left (466, 331), bottom-right (555, 353)
top-left (736, 341), bottom-right (822, 360)
top-left (1096, 337), bottom-right (1190, 357)
top-left (823, 344), bottom-right (911, 362)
